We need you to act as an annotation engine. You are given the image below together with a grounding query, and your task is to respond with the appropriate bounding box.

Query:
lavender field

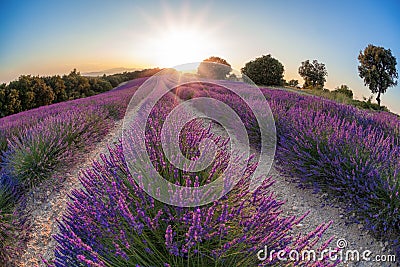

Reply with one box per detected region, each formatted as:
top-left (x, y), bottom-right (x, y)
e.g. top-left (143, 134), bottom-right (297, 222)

top-left (1, 0), bottom-right (399, 266)
top-left (0, 76), bottom-right (399, 266)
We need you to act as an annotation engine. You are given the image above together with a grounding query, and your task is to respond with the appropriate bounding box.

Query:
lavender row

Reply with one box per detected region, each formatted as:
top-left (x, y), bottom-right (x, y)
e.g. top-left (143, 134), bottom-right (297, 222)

top-left (0, 85), bottom-right (137, 158)
top-left (267, 89), bottom-right (400, 255)
top-left (53, 91), bottom-right (336, 266)
top-left (178, 82), bottom-right (399, 256)
top-left (0, 83), bottom-right (142, 264)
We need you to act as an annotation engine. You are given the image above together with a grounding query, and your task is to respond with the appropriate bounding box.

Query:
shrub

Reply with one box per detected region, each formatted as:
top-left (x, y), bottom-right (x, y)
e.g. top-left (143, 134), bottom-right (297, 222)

top-left (300, 88), bottom-right (352, 105)
top-left (287, 79), bottom-right (299, 87)
top-left (351, 96), bottom-right (389, 111)
top-left (333, 85), bottom-right (353, 99)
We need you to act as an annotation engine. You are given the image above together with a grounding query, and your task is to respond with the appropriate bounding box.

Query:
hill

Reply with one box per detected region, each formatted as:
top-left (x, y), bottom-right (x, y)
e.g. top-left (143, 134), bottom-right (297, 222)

top-left (0, 77), bottom-right (399, 266)
top-left (82, 67), bottom-right (141, 77)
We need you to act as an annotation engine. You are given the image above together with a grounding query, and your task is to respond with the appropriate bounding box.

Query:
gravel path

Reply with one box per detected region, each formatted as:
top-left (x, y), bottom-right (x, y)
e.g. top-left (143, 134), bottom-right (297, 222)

top-left (14, 119), bottom-right (124, 267)
top-left (268, 164), bottom-right (396, 267)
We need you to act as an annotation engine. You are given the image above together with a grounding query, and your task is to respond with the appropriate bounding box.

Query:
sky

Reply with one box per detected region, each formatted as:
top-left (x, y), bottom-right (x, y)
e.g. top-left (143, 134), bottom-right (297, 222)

top-left (1, 0), bottom-right (399, 113)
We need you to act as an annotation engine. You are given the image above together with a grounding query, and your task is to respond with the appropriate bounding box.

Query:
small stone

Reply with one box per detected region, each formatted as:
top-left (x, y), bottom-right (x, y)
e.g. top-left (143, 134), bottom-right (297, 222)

top-left (339, 214), bottom-right (344, 218)
top-left (292, 206), bottom-right (299, 211)
top-left (292, 194), bottom-right (296, 197)
top-left (358, 224), bottom-right (363, 230)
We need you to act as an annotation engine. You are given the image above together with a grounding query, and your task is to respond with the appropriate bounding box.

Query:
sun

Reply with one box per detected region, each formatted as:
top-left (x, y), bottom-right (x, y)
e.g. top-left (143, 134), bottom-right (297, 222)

top-left (138, 4), bottom-right (224, 67)
top-left (157, 29), bottom-right (214, 67)
top-left (145, 27), bottom-right (218, 67)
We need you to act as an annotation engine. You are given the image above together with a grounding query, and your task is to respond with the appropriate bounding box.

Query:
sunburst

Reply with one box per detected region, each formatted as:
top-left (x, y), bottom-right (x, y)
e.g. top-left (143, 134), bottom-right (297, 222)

top-left (138, 3), bottom-right (225, 67)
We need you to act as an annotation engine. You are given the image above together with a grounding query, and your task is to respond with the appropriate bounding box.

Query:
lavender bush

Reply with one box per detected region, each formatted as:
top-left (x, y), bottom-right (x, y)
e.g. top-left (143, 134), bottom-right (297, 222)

top-left (0, 172), bottom-right (25, 265)
top-left (1, 108), bottom-right (111, 189)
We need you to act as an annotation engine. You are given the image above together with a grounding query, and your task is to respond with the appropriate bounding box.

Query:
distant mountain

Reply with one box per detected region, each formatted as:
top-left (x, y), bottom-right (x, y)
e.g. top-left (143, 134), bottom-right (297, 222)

top-left (82, 67), bottom-right (141, 77)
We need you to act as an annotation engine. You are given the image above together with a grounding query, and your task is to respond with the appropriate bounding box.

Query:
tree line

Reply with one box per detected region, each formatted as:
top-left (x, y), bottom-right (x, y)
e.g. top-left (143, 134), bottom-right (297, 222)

top-left (1, 44), bottom-right (397, 117)
top-left (0, 68), bottom-right (161, 118)
top-left (198, 44), bottom-right (397, 108)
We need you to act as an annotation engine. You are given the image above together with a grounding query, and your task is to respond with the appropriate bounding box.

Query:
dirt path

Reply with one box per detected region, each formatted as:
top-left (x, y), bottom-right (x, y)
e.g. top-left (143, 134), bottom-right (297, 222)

top-left (15, 119), bottom-right (124, 267)
top-left (268, 164), bottom-right (395, 267)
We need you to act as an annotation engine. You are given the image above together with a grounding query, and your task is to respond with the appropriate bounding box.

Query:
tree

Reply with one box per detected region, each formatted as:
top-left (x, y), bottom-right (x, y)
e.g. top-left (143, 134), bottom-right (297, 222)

top-left (241, 54), bottom-right (284, 86)
top-left (44, 75), bottom-right (67, 102)
top-left (227, 73), bottom-right (239, 81)
top-left (89, 77), bottom-right (113, 93)
top-left (358, 44), bottom-right (398, 107)
top-left (334, 84), bottom-right (353, 99)
top-left (0, 84), bottom-right (6, 117)
top-left (5, 89), bottom-right (22, 115)
top-left (31, 76), bottom-right (55, 107)
top-left (288, 79), bottom-right (299, 87)
top-left (298, 60), bottom-right (328, 88)
top-left (8, 75), bottom-right (36, 110)
top-left (62, 69), bottom-right (91, 99)
top-left (105, 75), bottom-right (122, 87)
top-left (198, 56), bottom-right (232, 80)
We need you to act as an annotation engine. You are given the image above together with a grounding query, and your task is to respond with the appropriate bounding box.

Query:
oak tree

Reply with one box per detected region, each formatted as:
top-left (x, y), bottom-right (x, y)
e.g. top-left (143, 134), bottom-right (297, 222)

top-left (358, 44), bottom-right (398, 107)
top-left (241, 54), bottom-right (284, 86)
top-left (198, 56), bottom-right (232, 80)
top-left (298, 60), bottom-right (327, 88)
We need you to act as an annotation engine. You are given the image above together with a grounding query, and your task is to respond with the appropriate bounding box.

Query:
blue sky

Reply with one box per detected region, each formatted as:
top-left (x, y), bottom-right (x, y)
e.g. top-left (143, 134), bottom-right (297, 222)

top-left (1, 0), bottom-right (399, 113)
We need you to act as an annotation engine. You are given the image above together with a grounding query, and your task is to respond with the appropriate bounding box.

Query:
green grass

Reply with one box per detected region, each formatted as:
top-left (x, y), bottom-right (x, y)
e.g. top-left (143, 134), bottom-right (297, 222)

top-left (284, 86), bottom-right (392, 112)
